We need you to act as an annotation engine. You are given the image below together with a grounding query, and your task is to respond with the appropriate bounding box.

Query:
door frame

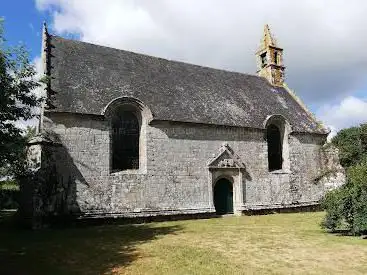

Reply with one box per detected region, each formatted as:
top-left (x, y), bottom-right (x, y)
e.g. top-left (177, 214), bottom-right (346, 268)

top-left (208, 168), bottom-right (245, 215)
top-left (213, 176), bottom-right (234, 214)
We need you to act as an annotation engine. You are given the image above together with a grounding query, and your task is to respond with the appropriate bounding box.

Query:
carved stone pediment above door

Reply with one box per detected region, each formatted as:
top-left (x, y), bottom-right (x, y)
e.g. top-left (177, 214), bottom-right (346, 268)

top-left (207, 143), bottom-right (246, 169)
top-left (207, 143), bottom-right (248, 215)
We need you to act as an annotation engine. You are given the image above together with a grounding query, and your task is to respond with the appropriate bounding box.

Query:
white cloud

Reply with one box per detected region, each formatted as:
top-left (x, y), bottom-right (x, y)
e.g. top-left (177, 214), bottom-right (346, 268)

top-left (32, 56), bottom-right (45, 99)
top-left (35, 0), bottom-right (367, 105)
top-left (316, 96), bottom-right (367, 140)
top-left (35, 0), bottom-right (367, 132)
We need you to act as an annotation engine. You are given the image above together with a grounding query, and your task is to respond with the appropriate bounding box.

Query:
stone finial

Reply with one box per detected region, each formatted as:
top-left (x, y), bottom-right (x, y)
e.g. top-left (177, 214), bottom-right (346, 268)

top-left (41, 22), bottom-right (49, 62)
top-left (42, 21), bottom-right (48, 35)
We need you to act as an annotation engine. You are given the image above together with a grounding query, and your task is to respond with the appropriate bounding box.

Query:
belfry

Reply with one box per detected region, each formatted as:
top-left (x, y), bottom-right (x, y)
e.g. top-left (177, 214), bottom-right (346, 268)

top-left (256, 24), bottom-right (285, 87)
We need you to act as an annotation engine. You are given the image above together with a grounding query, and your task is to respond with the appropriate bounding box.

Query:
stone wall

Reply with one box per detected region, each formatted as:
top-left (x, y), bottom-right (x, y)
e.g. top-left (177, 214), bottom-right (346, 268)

top-left (20, 134), bottom-right (82, 228)
top-left (318, 145), bottom-right (346, 191)
top-left (33, 111), bottom-right (343, 219)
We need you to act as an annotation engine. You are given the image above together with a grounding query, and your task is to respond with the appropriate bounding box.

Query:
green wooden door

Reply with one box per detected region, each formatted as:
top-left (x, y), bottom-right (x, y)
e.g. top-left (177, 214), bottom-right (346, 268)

top-left (227, 188), bottom-right (233, 213)
top-left (214, 179), bottom-right (233, 214)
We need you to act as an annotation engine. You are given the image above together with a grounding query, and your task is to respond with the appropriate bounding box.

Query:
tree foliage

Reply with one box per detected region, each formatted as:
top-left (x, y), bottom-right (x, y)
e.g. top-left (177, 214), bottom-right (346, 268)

top-left (331, 123), bottom-right (367, 168)
top-left (0, 18), bottom-right (41, 177)
top-left (322, 162), bottom-right (367, 235)
top-left (322, 123), bottom-right (367, 235)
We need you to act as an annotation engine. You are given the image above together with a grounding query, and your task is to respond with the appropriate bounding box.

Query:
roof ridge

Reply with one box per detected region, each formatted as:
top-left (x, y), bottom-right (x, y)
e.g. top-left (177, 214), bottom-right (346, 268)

top-left (50, 34), bottom-right (263, 80)
top-left (45, 34), bottom-right (329, 134)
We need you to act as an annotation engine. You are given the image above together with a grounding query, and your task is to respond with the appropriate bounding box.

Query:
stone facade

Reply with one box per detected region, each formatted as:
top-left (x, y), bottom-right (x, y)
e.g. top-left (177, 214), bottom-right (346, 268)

top-left (19, 24), bottom-right (346, 226)
top-left (21, 110), bottom-right (345, 223)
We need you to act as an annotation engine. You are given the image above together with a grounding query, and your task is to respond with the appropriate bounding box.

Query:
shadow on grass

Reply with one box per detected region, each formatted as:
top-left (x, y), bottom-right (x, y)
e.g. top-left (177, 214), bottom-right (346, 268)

top-left (328, 229), bottom-right (353, 236)
top-left (327, 229), bottom-right (367, 238)
top-left (0, 211), bottom-right (182, 275)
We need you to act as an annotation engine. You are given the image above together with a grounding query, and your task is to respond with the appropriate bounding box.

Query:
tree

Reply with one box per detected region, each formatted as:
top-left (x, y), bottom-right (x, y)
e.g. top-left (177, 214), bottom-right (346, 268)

top-left (322, 162), bottom-right (367, 235)
top-left (0, 18), bottom-right (41, 178)
top-left (331, 124), bottom-right (367, 168)
top-left (24, 126), bottom-right (37, 140)
top-left (322, 123), bottom-right (367, 235)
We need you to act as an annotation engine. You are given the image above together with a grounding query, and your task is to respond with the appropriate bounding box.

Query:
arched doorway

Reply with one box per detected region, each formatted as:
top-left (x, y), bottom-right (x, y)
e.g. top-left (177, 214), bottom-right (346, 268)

top-left (214, 178), bottom-right (234, 214)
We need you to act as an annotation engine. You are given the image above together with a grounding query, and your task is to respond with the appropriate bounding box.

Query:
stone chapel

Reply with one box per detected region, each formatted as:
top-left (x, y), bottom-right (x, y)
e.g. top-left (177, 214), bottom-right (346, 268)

top-left (21, 24), bottom-right (345, 224)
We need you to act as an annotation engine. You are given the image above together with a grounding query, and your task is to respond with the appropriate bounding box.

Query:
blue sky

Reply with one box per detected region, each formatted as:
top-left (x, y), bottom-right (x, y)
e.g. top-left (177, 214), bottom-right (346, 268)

top-left (2, 1), bottom-right (49, 60)
top-left (2, 0), bottom-right (367, 137)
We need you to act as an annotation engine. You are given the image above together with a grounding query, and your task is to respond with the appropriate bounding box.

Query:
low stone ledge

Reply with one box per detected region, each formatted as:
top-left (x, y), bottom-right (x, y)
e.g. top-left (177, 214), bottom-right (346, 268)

top-left (44, 211), bottom-right (217, 227)
top-left (79, 207), bottom-right (215, 219)
top-left (242, 201), bottom-right (322, 215)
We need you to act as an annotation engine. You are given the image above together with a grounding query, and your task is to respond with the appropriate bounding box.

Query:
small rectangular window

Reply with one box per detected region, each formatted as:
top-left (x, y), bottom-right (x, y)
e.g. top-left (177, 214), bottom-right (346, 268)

top-left (274, 52), bottom-right (278, 65)
top-left (260, 53), bottom-right (267, 68)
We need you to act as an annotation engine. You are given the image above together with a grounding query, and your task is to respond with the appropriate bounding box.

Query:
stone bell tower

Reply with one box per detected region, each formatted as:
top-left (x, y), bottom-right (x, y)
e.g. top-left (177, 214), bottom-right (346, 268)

top-left (256, 24), bottom-right (285, 87)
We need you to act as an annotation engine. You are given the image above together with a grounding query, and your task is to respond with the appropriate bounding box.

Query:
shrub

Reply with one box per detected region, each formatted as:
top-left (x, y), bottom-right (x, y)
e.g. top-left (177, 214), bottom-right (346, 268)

top-left (0, 180), bottom-right (19, 209)
top-left (322, 162), bottom-right (367, 235)
top-left (322, 189), bottom-right (343, 231)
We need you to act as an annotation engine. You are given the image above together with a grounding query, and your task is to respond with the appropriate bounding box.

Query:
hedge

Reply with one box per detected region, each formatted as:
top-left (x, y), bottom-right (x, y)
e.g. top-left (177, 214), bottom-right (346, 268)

top-left (0, 181), bottom-right (19, 209)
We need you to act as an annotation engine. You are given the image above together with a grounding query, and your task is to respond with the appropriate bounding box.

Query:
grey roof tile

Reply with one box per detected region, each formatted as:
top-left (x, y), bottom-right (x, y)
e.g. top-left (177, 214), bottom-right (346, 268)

top-left (45, 35), bottom-right (328, 134)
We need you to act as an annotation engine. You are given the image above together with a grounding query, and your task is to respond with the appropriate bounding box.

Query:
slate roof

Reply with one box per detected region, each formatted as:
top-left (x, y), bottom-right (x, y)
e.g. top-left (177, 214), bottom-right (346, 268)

top-left (45, 35), bottom-right (328, 134)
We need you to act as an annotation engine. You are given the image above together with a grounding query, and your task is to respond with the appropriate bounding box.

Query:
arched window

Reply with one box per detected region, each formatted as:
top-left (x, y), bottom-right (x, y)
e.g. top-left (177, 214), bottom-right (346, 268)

top-left (267, 124), bottom-right (282, 171)
top-left (112, 110), bottom-right (140, 171)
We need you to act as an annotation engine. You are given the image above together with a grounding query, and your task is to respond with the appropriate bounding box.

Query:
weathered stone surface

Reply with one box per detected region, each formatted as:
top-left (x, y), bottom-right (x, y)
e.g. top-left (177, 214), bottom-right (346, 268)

top-left (19, 24), bottom-right (347, 226)
top-left (20, 111), bottom-right (345, 223)
top-left (318, 145), bottom-right (346, 191)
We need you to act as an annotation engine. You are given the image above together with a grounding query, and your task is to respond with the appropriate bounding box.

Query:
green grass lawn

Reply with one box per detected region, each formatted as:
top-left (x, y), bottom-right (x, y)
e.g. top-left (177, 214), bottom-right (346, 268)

top-left (1, 211), bottom-right (366, 275)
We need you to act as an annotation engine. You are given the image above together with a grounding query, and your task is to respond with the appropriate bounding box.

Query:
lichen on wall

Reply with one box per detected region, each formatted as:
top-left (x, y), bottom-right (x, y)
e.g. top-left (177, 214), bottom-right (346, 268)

top-left (20, 112), bottom-right (346, 225)
top-left (317, 144), bottom-right (346, 191)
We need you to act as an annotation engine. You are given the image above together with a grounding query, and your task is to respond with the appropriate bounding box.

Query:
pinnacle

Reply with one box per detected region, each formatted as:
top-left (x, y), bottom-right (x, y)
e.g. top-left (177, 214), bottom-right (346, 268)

top-left (260, 24), bottom-right (277, 49)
